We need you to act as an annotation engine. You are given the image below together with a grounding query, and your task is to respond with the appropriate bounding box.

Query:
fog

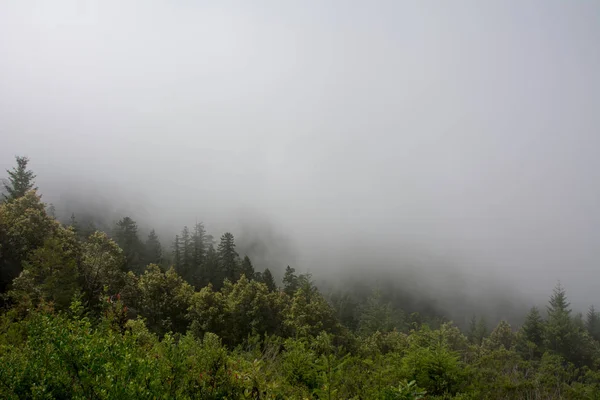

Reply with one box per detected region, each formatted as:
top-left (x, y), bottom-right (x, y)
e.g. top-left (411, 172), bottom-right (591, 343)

top-left (1, 1), bottom-right (600, 320)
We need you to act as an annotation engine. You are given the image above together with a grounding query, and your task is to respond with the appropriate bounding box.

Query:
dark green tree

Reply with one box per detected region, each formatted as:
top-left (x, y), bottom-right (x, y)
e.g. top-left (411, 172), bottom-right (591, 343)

top-left (586, 305), bottom-right (600, 342)
top-left (144, 229), bottom-right (162, 267)
top-left (261, 268), bottom-right (277, 292)
top-left (240, 255), bottom-right (255, 280)
top-left (3, 156), bottom-right (37, 202)
top-left (172, 235), bottom-right (181, 272)
top-left (217, 232), bottom-right (239, 283)
top-left (283, 265), bottom-right (299, 296)
top-left (192, 223), bottom-right (206, 264)
top-left (181, 226), bottom-right (192, 281)
top-left (521, 306), bottom-right (545, 350)
top-left (545, 283), bottom-right (575, 359)
top-left (204, 243), bottom-right (219, 288)
top-left (467, 315), bottom-right (488, 345)
top-left (357, 289), bottom-right (403, 336)
top-left (114, 217), bottom-right (143, 274)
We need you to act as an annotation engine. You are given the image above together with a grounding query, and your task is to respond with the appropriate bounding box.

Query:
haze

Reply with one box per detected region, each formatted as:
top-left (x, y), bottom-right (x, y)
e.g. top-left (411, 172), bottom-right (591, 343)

top-left (1, 1), bottom-right (600, 318)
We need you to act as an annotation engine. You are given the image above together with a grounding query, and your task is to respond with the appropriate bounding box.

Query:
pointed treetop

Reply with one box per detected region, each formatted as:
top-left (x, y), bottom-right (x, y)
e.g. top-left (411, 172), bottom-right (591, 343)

top-left (548, 282), bottom-right (571, 316)
top-left (3, 156), bottom-right (37, 201)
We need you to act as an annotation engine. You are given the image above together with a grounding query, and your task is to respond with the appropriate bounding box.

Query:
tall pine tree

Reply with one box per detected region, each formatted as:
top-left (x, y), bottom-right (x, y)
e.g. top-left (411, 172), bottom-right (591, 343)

top-left (204, 243), bottom-right (219, 288)
top-left (114, 217), bottom-right (144, 274)
top-left (240, 255), bottom-right (255, 280)
top-left (545, 283), bottom-right (575, 358)
top-left (283, 266), bottom-right (299, 295)
top-left (192, 222), bottom-right (207, 286)
top-left (261, 268), bottom-right (277, 292)
top-left (217, 232), bottom-right (239, 283)
top-left (3, 156), bottom-right (37, 202)
top-left (180, 226), bottom-right (193, 284)
top-left (144, 229), bottom-right (163, 267)
top-left (586, 305), bottom-right (600, 342)
top-left (173, 235), bottom-right (181, 272)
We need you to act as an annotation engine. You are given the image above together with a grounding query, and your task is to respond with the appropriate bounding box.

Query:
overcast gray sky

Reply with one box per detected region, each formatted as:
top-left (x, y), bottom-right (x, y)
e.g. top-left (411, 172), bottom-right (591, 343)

top-left (1, 1), bottom-right (600, 310)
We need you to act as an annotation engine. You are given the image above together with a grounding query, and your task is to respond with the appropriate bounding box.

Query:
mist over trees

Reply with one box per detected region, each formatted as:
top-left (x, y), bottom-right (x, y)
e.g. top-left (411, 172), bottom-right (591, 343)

top-left (2, 158), bottom-right (600, 398)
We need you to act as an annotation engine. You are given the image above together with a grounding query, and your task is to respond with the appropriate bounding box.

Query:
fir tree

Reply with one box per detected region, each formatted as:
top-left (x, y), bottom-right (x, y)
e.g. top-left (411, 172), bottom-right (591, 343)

top-left (522, 306), bottom-right (544, 348)
top-left (173, 235), bottom-right (181, 272)
top-left (586, 305), bottom-right (600, 342)
top-left (114, 217), bottom-right (143, 274)
top-left (261, 268), bottom-right (277, 292)
top-left (283, 266), bottom-right (299, 295)
top-left (217, 232), bottom-right (239, 283)
top-left (192, 222), bottom-right (206, 286)
top-left (545, 283), bottom-right (575, 358)
top-left (180, 226), bottom-right (193, 283)
top-left (547, 282), bottom-right (571, 317)
top-left (3, 156), bottom-right (37, 202)
top-left (204, 243), bottom-right (219, 288)
top-left (467, 315), bottom-right (488, 345)
top-left (240, 255), bottom-right (255, 280)
top-left (144, 229), bottom-right (163, 267)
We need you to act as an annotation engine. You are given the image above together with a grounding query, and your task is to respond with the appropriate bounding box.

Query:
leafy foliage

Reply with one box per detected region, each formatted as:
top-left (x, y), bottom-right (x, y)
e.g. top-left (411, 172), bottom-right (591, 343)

top-left (3, 157), bottom-right (600, 398)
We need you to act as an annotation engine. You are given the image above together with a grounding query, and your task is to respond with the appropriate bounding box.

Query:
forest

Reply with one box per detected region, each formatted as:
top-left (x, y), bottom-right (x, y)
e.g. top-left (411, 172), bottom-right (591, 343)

top-left (2, 156), bottom-right (600, 400)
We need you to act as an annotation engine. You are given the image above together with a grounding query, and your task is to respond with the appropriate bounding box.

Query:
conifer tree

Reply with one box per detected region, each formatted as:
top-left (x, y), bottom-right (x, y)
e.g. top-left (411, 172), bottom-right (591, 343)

top-left (283, 266), bottom-right (299, 295)
top-left (173, 235), bottom-right (181, 272)
top-left (217, 232), bottom-right (239, 283)
top-left (522, 306), bottom-right (544, 348)
top-left (144, 229), bottom-right (163, 267)
top-left (240, 255), bottom-right (255, 280)
top-left (3, 156), bottom-right (37, 202)
top-left (586, 305), bottom-right (600, 342)
top-left (180, 226), bottom-right (193, 283)
top-left (114, 217), bottom-right (143, 274)
top-left (261, 268), bottom-right (277, 292)
top-left (467, 315), bottom-right (488, 345)
top-left (204, 243), bottom-right (219, 288)
top-left (545, 283), bottom-right (575, 358)
top-left (192, 222), bottom-right (206, 286)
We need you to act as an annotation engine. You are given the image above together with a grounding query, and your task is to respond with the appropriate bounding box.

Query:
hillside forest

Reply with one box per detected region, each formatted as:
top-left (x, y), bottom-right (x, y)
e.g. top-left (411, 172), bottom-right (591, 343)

top-left (2, 156), bottom-right (600, 399)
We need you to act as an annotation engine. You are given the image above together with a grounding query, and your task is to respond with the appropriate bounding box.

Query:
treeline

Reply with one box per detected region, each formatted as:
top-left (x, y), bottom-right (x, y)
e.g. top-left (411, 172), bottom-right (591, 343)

top-left (3, 157), bottom-right (600, 399)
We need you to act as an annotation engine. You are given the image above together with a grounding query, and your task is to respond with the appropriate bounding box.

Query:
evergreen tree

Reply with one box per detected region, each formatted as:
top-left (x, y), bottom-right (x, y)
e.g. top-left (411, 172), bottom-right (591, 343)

top-left (545, 283), bottom-right (575, 359)
top-left (114, 217), bottom-right (143, 274)
top-left (69, 213), bottom-right (79, 235)
top-left (358, 289), bottom-right (403, 336)
top-left (586, 305), bottom-right (600, 342)
top-left (191, 222), bottom-right (206, 286)
top-left (3, 156), bottom-right (37, 202)
top-left (522, 306), bottom-right (544, 348)
top-left (261, 268), bottom-right (277, 292)
top-left (467, 315), bottom-right (488, 345)
top-left (173, 235), bottom-right (181, 272)
top-left (217, 232), bottom-right (239, 283)
top-left (181, 226), bottom-right (192, 281)
top-left (144, 229), bottom-right (163, 267)
top-left (240, 255), bottom-right (255, 280)
top-left (283, 265), bottom-right (299, 295)
top-left (204, 243), bottom-right (219, 288)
